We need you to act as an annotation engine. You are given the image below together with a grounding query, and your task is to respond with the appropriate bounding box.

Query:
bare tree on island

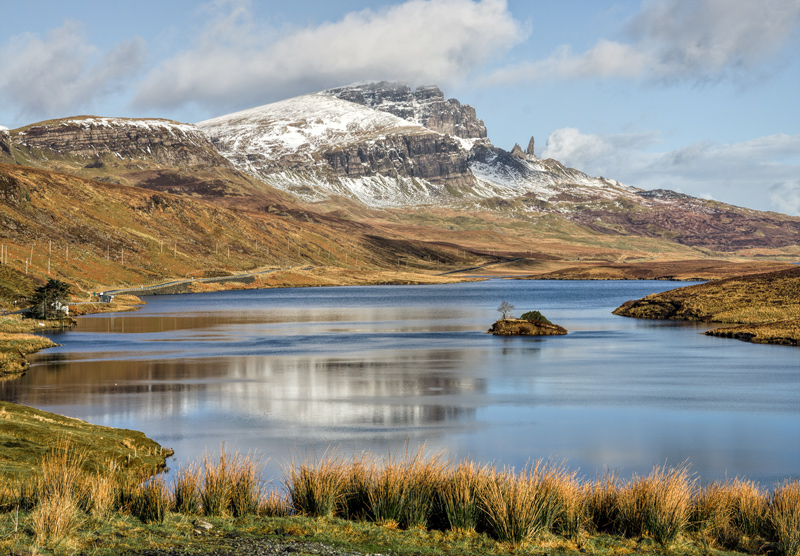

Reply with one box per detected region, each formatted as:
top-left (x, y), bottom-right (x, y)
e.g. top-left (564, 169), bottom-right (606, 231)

top-left (497, 300), bottom-right (514, 320)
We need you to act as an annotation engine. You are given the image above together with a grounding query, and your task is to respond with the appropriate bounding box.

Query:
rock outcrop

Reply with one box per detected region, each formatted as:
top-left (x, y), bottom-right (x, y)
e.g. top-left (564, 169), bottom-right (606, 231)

top-left (325, 81), bottom-right (488, 141)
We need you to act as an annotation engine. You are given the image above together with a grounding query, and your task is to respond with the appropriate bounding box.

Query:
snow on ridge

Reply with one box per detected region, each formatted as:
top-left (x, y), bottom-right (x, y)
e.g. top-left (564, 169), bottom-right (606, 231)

top-left (59, 117), bottom-right (200, 135)
top-left (0, 125), bottom-right (8, 132)
top-left (198, 93), bottom-right (433, 160)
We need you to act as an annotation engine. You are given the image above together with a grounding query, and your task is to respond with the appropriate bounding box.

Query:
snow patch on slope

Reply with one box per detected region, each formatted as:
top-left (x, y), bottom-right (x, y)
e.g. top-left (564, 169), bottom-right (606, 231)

top-left (264, 171), bottom-right (447, 208)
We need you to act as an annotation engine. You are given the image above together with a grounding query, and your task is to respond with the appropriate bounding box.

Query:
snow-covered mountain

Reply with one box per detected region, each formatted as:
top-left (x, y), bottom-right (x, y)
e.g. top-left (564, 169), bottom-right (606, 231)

top-left (198, 82), bottom-right (643, 209)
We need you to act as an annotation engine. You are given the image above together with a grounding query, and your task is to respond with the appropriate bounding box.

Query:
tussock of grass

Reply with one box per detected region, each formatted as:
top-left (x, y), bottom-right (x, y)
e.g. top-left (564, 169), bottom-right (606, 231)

top-left (172, 462), bottom-right (201, 515)
top-left (284, 448), bottom-right (345, 518)
top-left (770, 480), bottom-right (800, 556)
top-left (440, 460), bottom-right (486, 532)
top-left (131, 476), bottom-right (169, 524)
top-left (197, 447), bottom-right (266, 518)
top-left (691, 478), bottom-right (767, 551)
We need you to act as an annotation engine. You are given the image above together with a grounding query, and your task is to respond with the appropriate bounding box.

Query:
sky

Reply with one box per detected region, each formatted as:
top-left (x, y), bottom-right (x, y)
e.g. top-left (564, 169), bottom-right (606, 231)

top-left (1, 0), bottom-right (799, 215)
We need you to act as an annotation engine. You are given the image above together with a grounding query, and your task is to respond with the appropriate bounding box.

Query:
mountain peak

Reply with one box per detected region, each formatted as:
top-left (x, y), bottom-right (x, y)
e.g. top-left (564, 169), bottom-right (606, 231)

top-left (324, 81), bottom-right (488, 142)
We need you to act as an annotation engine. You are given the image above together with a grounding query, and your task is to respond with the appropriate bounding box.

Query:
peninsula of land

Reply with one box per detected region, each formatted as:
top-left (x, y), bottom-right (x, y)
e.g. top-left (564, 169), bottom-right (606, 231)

top-left (613, 267), bottom-right (800, 346)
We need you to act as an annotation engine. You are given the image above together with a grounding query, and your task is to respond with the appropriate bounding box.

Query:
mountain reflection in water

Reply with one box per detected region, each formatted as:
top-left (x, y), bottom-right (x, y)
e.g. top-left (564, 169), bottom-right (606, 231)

top-left (3, 280), bottom-right (798, 486)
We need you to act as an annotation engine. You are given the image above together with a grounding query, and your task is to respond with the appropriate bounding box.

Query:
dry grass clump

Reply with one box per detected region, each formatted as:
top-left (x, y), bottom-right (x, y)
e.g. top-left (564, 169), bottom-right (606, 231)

top-left (77, 472), bottom-right (118, 519)
top-left (770, 480), bottom-right (800, 556)
top-left (366, 449), bottom-right (447, 529)
top-left (691, 478), bottom-right (767, 550)
top-left (477, 460), bottom-right (565, 545)
top-left (439, 459), bottom-right (487, 532)
top-left (283, 448), bottom-right (345, 518)
top-left (27, 443), bottom-right (92, 546)
top-left (586, 474), bottom-right (620, 534)
top-left (617, 464), bottom-right (694, 546)
top-left (172, 462), bottom-right (201, 515)
top-left (30, 492), bottom-right (82, 546)
top-left (131, 476), bottom-right (169, 524)
top-left (200, 447), bottom-right (264, 517)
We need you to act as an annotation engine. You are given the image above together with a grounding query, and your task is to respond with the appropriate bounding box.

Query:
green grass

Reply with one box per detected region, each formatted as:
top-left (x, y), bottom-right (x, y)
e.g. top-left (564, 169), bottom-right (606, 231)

top-left (0, 401), bottom-right (171, 483)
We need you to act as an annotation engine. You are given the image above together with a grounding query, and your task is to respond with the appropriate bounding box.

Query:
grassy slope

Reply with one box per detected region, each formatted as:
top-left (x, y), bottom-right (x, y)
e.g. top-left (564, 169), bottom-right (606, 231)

top-left (0, 401), bottom-right (170, 481)
top-left (0, 164), bottom-right (492, 302)
top-left (613, 267), bottom-right (800, 345)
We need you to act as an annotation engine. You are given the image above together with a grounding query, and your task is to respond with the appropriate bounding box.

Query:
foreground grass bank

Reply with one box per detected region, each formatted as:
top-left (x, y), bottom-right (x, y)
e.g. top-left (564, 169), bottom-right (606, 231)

top-left (614, 267), bottom-right (800, 346)
top-left (1, 445), bottom-right (798, 556)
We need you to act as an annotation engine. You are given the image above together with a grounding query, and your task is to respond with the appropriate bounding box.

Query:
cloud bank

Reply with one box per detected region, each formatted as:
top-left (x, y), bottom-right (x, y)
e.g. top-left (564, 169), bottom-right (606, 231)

top-left (0, 21), bottom-right (145, 122)
top-left (542, 129), bottom-right (800, 215)
top-left (133, 0), bottom-right (525, 114)
top-left (487, 0), bottom-right (800, 85)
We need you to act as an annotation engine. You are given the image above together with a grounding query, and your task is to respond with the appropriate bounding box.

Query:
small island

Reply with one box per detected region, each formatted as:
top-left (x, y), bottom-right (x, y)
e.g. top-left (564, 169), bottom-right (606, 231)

top-left (488, 303), bottom-right (567, 336)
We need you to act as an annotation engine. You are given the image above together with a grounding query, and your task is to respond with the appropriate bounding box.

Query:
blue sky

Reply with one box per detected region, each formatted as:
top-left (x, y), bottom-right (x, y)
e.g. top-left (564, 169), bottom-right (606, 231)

top-left (1, 0), bottom-right (799, 215)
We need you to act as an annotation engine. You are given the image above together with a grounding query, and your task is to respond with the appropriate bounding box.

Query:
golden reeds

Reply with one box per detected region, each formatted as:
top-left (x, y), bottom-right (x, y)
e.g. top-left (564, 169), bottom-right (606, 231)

top-left (770, 479), bottom-right (800, 556)
top-left (199, 447), bottom-right (265, 517)
top-left (618, 464), bottom-right (693, 546)
top-left (477, 460), bottom-right (564, 545)
top-left (440, 460), bottom-right (486, 532)
top-left (283, 448), bottom-right (345, 518)
top-left (5, 441), bottom-right (798, 553)
top-left (172, 462), bottom-right (201, 515)
top-left (131, 476), bottom-right (169, 524)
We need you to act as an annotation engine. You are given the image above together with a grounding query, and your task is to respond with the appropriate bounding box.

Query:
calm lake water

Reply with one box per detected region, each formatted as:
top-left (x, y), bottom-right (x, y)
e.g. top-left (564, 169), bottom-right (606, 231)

top-left (3, 280), bottom-right (798, 487)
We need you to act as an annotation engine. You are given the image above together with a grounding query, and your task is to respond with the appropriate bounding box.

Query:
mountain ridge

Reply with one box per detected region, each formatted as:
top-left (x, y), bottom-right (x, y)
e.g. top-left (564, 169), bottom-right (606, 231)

top-left (1, 81), bottom-right (798, 262)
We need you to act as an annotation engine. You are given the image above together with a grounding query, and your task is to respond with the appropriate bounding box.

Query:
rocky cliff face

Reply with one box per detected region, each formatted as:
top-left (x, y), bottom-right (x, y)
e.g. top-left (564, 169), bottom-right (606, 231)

top-left (324, 82), bottom-right (488, 142)
top-left (6, 117), bottom-right (228, 168)
top-left (321, 133), bottom-right (473, 186)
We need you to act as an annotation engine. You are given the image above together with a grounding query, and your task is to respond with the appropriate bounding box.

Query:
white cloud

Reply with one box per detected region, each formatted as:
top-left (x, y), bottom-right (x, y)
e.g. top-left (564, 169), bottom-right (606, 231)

top-left (541, 127), bottom-right (659, 178)
top-left (486, 0), bottom-right (800, 85)
top-left (542, 128), bottom-right (800, 215)
top-left (770, 181), bottom-right (800, 215)
top-left (0, 21), bottom-right (146, 122)
top-left (133, 0), bottom-right (526, 114)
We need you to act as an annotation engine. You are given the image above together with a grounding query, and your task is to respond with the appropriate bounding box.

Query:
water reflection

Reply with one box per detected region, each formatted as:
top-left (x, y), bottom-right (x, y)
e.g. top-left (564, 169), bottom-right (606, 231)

top-left (4, 281), bottom-right (799, 485)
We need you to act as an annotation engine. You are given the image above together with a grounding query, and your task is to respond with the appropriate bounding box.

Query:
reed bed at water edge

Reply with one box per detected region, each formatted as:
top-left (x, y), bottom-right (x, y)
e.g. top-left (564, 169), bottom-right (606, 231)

top-left (1, 443), bottom-right (799, 555)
